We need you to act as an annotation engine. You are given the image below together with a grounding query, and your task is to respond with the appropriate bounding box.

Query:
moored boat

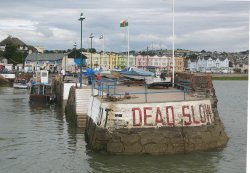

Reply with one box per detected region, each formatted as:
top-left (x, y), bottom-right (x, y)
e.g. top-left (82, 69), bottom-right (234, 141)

top-left (146, 71), bottom-right (172, 88)
top-left (120, 68), bottom-right (154, 80)
top-left (29, 70), bottom-right (55, 104)
top-left (146, 76), bottom-right (172, 88)
top-left (111, 68), bottom-right (123, 78)
top-left (0, 72), bottom-right (16, 82)
top-left (29, 83), bottom-right (55, 104)
top-left (99, 70), bottom-right (112, 78)
top-left (13, 78), bottom-right (29, 89)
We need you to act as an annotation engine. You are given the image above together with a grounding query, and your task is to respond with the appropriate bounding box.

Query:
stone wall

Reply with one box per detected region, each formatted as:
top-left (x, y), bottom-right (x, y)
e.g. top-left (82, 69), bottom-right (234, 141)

top-left (53, 76), bottom-right (63, 106)
top-left (176, 72), bottom-right (213, 97)
top-left (86, 117), bottom-right (228, 154)
top-left (65, 86), bottom-right (77, 125)
top-left (85, 73), bottom-right (229, 155)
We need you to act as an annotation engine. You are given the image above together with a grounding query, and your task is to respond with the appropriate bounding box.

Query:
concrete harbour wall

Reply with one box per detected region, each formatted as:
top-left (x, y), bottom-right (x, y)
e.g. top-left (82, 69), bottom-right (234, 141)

top-left (86, 118), bottom-right (228, 154)
top-left (85, 73), bottom-right (229, 154)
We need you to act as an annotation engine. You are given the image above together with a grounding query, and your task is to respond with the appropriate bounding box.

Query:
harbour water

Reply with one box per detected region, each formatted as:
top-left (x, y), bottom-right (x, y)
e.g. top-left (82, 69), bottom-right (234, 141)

top-left (0, 80), bottom-right (247, 173)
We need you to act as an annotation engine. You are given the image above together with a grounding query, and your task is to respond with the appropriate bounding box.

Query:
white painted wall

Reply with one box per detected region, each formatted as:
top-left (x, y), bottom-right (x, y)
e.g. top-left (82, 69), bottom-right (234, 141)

top-left (63, 83), bottom-right (78, 100)
top-left (0, 73), bottom-right (15, 79)
top-left (88, 98), bottom-right (214, 130)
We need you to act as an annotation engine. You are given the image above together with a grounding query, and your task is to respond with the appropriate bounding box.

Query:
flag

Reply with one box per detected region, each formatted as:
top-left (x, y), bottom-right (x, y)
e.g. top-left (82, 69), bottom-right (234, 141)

top-left (120, 20), bottom-right (128, 27)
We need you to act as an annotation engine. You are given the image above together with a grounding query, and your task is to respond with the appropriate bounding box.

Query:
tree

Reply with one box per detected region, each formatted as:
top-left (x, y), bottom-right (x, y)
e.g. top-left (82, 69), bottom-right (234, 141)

top-left (88, 48), bottom-right (96, 53)
top-left (3, 43), bottom-right (27, 65)
top-left (187, 54), bottom-right (198, 59)
top-left (229, 61), bottom-right (233, 67)
top-left (3, 43), bottom-right (18, 62)
top-left (0, 50), bottom-right (4, 57)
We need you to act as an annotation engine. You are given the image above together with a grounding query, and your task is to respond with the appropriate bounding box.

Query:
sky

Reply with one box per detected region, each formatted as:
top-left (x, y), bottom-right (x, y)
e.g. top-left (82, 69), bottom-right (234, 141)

top-left (0, 0), bottom-right (249, 52)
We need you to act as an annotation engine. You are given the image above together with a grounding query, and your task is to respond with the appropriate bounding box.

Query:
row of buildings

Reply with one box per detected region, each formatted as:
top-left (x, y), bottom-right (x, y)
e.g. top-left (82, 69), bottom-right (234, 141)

top-left (3, 50), bottom-right (247, 74)
top-left (24, 51), bottom-right (233, 74)
top-left (187, 51), bottom-right (248, 73)
top-left (24, 52), bottom-right (186, 73)
top-left (0, 36), bottom-right (248, 73)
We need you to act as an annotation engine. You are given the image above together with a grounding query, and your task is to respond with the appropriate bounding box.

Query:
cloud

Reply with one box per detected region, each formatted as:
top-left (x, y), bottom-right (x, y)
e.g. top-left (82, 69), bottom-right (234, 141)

top-left (175, 26), bottom-right (249, 51)
top-left (0, 19), bottom-right (37, 30)
top-left (0, 0), bottom-right (248, 52)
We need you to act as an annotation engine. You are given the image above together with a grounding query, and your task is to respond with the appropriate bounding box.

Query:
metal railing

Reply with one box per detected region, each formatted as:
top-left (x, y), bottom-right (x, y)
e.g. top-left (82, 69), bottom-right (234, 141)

top-left (90, 77), bottom-right (191, 102)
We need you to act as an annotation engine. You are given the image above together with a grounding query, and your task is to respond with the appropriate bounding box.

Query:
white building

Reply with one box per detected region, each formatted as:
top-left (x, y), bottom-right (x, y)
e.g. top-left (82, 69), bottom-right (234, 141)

top-left (25, 53), bottom-right (66, 72)
top-left (34, 46), bottom-right (45, 53)
top-left (188, 56), bottom-right (229, 72)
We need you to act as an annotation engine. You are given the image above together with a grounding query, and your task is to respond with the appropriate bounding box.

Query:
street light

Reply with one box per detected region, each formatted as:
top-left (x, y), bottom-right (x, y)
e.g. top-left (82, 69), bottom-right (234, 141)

top-left (78, 12), bottom-right (85, 88)
top-left (147, 46), bottom-right (149, 70)
top-left (74, 42), bottom-right (77, 74)
top-left (89, 33), bottom-right (94, 69)
top-left (99, 35), bottom-right (104, 69)
top-left (172, 0), bottom-right (175, 87)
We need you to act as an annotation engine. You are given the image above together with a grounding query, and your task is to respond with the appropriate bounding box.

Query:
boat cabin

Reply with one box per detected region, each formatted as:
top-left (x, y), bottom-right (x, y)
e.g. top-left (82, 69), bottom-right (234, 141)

top-left (33, 70), bottom-right (49, 84)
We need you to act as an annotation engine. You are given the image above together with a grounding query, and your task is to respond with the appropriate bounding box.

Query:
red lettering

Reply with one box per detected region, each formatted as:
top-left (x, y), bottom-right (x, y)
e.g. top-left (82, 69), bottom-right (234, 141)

top-left (166, 106), bottom-right (175, 126)
top-left (182, 105), bottom-right (192, 125)
top-left (191, 105), bottom-right (200, 124)
top-left (205, 105), bottom-right (213, 123)
top-left (144, 107), bottom-right (153, 126)
top-left (132, 108), bottom-right (142, 126)
top-left (199, 104), bottom-right (206, 123)
top-left (155, 107), bottom-right (165, 125)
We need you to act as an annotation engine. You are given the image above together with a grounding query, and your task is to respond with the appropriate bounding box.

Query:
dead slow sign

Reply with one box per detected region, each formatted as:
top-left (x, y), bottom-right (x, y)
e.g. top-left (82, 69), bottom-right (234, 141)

top-left (131, 103), bottom-right (214, 127)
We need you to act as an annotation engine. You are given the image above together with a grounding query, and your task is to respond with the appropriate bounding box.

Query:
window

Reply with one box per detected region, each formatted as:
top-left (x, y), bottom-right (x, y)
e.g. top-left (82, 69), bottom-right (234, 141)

top-left (42, 72), bottom-right (47, 77)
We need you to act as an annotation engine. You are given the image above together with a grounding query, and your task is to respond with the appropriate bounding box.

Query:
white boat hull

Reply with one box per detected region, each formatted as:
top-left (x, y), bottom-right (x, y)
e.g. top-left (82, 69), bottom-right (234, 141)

top-left (146, 76), bottom-right (171, 84)
top-left (13, 83), bottom-right (29, 89)
top-left (0, 73), bottom-right (15, 79)
top-left (121, 74), bottom-right (153, 80)
top-left (146, 76), bottom-right (172, 88)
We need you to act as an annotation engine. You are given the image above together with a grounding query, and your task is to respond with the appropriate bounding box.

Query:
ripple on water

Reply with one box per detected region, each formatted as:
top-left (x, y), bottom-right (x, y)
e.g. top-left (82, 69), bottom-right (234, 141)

top-left (0, 81), bottom-right (247, 173)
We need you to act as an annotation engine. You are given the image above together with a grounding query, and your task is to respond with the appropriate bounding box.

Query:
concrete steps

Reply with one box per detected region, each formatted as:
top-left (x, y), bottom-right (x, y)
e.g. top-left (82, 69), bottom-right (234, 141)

top-left (75, 88), bottom-right (92, 127)
top-left (77, 115), bottom-right (88, 128)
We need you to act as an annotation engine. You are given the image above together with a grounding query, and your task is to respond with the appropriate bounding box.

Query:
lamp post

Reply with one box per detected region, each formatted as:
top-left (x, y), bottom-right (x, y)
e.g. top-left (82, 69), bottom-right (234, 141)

top-left (78, 12), bottom-right (85, 88)
top-left (172, 0), bottom-right (175, 87)
top-left (147, 46), bottom-right (149, 70)
top-left (89, 33), bottom-right (94, 69)
top-left (36, 52), bottom-right (38, 71)
top-left (99, 35), bottom-right (104, 69)
top-left (74, 42), bottom-right (77, 74)
top-left (64, 53), bottom-right (67, 72)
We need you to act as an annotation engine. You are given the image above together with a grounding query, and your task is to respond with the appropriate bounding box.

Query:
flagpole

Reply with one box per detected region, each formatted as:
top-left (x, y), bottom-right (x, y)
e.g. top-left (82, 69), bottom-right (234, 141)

top-left (103, 35), bottom-right (105, 69)
top-left (172, 0), bottom-right (175, 87)
top-left (127, 20), bottom-right (130, 68)
top-left (99, 35), bottom-right (104, 69)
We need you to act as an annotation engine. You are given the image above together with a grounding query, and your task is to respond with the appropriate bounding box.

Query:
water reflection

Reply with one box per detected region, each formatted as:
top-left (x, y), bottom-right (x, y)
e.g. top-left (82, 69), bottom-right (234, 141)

top-left (87, 150), bottom-right (222, 173)
top-left (0, 87), bottom-right (92, 173)
top-left (86, 80), bottom-right (247, 173)
top-left (0, 80), bottom-right (247, 173)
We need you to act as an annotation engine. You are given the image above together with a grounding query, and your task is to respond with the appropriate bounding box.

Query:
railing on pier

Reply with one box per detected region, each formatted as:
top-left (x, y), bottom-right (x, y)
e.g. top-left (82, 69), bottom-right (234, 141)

top-left (88, 77), bottom-right (195, 102)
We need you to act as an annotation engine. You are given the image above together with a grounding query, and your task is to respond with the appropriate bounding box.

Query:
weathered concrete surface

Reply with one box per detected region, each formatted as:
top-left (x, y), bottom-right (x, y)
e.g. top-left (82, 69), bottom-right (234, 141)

top-left (85, 73), bottom-right (229, 154)
top-left (65, 86), bottom-right (91, 128)
top-left (86, 117), bottom-right (228, 155)
top-left (53, 76), bottom-right (63, 105)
